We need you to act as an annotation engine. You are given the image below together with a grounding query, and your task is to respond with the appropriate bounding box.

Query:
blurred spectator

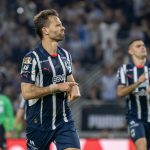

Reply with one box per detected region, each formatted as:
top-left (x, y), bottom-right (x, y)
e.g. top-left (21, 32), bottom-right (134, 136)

top-left (87, 85), bottom-right (100, 101)
top-left (99, 65), bottom-right (118, 102)
top-left (99, 9), bottom-right (120, 50)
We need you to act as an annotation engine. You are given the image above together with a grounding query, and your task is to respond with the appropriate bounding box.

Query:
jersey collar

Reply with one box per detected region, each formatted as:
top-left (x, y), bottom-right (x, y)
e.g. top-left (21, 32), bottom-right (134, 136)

top-left (129, 59), bottom-right (149, 68)
top-left (38, 43), bottom-right (59, 58)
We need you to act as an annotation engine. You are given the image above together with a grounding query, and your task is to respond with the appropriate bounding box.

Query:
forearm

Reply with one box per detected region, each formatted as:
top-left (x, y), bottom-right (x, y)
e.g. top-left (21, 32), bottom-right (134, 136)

top-left (67, 74), bottom-right (80, 100)
top-left (71, 85), bottom-right (80, 96)
top-left (117, 81), bottom-right (141, 97)
top-left (14, 109), bottom-right (24, 129)
top-left (21, 83), bottom-right (58, 100)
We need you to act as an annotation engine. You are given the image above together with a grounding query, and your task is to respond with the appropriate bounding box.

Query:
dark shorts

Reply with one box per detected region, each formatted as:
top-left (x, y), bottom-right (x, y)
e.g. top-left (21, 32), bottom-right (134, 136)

top-left (26, 121), bottom-right (80, 150)
top-left (0, 124), bottom-right (6, 149)
top-left (128, 117), bottom-right (150, 148)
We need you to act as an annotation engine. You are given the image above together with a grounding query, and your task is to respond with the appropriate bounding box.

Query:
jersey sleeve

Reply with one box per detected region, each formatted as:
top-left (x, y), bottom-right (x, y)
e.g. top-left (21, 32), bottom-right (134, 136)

top-left (20, 52), bottom-right (38, 84)
top-left (117, 66), bottom-right (127, 86)
top-left (66, 53), bottom-right (72, 76)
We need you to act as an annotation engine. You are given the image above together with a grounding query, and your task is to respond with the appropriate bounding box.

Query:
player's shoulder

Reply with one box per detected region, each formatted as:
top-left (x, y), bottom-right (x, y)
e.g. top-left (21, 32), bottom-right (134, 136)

top-left (23, 47), bottom-right (39, 58)
top-left (118, 63), bottom-right (133, 69)
top-left (22, 48), bottom-right (39, 65)
top-left (146, 61), bottom-right (150, 67)
top-left (58, 46), bottom-right (71, 56)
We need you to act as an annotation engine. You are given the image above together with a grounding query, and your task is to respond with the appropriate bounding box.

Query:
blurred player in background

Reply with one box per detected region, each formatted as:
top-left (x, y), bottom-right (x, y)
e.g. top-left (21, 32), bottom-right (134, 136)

top-left (21, 9), bottom-right (80, 150)
top-left (117, 39), bottom-right (150, 150)
top-left (0, 94), bottom-right (14, 150)
top-left (13, 95), bottom-right (25, 137)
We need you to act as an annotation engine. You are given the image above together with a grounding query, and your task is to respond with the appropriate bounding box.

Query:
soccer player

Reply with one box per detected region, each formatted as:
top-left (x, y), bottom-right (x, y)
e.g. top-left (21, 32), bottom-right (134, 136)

top-left (14, 95), bottom-right (26, 133)
top-left (0, 94), bottom-right (14, 150)
top-left (117, 39), bottom-right (150, 150)
top-left (20, 9), bottom-right (81, 150)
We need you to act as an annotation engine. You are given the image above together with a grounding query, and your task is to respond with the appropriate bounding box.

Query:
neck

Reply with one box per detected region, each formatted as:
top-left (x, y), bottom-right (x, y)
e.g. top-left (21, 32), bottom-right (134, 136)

top-left (132, 57), bottom-right (146, 66)
top-left (42, 38), bottom-right (58, 54)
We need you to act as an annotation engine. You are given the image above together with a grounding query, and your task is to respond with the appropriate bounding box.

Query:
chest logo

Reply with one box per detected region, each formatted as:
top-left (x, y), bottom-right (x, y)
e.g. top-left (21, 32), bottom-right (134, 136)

top-left (52, 74), bottom-right (66, 83)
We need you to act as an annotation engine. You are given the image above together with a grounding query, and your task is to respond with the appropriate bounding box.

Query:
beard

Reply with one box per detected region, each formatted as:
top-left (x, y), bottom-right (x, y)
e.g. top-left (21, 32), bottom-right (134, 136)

top-left (140, 52), bottom-right (147, 58)
top-left (52, 34), bottom-right (65, 42)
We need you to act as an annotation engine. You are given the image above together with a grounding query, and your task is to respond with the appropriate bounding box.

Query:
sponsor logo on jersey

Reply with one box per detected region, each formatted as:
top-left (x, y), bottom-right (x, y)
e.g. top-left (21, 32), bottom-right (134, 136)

top-left (52, 74), bottom-right (66, 83)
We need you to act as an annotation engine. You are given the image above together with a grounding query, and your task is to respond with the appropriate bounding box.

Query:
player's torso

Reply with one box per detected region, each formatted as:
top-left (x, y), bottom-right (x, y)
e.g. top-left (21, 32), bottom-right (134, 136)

top-left (26, 45), bottom-right (72, 130)
top-left (125, 63), bottom-right (150, 122)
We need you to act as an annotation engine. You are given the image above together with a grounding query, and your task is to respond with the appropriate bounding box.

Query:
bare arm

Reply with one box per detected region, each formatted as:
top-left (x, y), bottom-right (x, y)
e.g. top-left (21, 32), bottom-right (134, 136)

top-left (117, 82), bottom-right (141, 97)
top-left (21, 82), bottom-right (77, 100)
top-left (117, 74), bottom-right (147, 97)
top-left (67, 74), bottom-right (81, 101)
top-left (14, 108), bottom-right (25, 130)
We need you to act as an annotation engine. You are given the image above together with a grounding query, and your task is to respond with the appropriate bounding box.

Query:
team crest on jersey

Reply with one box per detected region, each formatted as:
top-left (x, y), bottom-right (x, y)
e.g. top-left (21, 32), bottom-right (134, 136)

top-left (23, 57), bottom-right (32, 64)
top-left (64, 60), bottom-right (71, 72)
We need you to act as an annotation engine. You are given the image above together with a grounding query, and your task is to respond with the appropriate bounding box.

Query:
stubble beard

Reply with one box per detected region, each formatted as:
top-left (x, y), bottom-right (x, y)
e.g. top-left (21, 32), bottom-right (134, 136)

top-left (55, 35), bottom-right (64, 42)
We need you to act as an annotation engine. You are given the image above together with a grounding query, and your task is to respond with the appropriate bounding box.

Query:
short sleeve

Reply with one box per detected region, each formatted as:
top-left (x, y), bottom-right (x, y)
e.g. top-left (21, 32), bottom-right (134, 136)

top-left (20, 52), bottom-right (38, 84)
top-left (117, 66), bottom-right (127, 86)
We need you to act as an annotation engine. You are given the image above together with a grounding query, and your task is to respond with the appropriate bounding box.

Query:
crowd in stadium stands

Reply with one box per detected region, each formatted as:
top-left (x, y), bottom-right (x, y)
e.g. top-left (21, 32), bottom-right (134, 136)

top-left (0, 0), bottom-right (150, 136)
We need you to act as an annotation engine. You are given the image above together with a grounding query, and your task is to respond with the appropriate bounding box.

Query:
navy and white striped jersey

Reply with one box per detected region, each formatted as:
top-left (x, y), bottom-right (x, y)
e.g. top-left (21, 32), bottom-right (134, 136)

top-left (20, 43), bottom-right (73, 130)
top-left (117, 62), bottom-right (150, 122)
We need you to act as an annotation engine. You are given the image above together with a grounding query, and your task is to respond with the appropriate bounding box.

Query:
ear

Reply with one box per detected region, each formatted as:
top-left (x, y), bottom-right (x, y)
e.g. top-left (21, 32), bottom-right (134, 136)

top-left (42, 27), bottom-right (49, 35)
top-left (128, 49), bottom-right (133, 55)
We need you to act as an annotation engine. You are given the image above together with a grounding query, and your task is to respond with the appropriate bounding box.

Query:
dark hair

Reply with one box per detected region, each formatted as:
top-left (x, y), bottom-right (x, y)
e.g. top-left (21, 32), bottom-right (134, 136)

top-left (128, 39), bottom-right (144, 48)
top-left (33, 9), bottom-right (59, 39)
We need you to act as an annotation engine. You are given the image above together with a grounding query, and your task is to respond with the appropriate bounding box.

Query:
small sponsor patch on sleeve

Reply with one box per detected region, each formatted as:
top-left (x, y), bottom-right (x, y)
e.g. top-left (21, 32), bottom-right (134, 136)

top-left (23, 57), bottom-right (32, 64)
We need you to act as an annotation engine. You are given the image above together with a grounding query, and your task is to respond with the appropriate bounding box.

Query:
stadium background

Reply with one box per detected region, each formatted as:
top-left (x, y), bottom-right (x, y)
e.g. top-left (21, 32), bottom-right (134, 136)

top-left (0, 0), bottom-right (150, 149)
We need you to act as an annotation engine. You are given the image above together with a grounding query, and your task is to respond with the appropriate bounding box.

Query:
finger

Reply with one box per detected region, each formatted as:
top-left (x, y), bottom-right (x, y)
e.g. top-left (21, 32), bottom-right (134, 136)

top-left (67, 92), bottom-right (71, 101)
top-left (68, 82), bottom-right (78, 87)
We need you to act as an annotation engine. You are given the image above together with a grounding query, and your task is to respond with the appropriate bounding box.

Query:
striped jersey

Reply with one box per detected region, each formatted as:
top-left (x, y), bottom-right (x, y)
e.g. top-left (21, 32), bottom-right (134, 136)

top-left (117, 62), bottom-right (150, 122)
top-left (20, 43), bottom-right (73, 130)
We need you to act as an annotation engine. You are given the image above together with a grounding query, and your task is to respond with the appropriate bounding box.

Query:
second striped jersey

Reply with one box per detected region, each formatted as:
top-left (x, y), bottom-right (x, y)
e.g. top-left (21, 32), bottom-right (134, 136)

top-left (20, 43), bottom-right (73, 130)
top-left (117, 62), bottom-right (150, 122)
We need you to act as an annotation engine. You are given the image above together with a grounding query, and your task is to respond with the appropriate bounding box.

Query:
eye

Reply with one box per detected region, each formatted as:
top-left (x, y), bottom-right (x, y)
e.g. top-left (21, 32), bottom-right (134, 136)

top-left (56, 23), bottom-right (62, 27)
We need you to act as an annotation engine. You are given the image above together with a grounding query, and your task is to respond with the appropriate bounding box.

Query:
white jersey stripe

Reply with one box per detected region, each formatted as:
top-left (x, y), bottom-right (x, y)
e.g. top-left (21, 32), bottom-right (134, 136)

top-left (61, 48), bottom-right (69, 61)
top-left (120, 67), bottom-right (126, 84)
top-left (144, 66), bottom-right (150, 122)
top-left (33, 51), bottom-right (43, 125)
top-left (31, 58), bottom-right (37, 81)
top-left (48, 57), bottom-right (56, 130)
top-left (58, 55), bottom-right (68, 122)
top-left (61, 49), bottom-right (72, 73)
top-left (123, 64), bottom-right (128, 86)
top-left (133, 67), bottom-right (141, 119)
top-left (33, 51), bottom-right (43, 86)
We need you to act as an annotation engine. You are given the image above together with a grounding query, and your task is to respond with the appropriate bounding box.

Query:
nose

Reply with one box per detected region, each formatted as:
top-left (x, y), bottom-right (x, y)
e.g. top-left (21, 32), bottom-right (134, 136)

top-left (62, 26), bottom-right (65, 31)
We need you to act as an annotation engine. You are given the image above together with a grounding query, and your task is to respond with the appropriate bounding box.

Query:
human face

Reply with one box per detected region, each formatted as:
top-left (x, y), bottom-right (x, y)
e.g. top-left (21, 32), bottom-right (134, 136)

top-left (129, 40), bottom-right (147, 59)
top-left (43, 16), bottom-right (65, 41)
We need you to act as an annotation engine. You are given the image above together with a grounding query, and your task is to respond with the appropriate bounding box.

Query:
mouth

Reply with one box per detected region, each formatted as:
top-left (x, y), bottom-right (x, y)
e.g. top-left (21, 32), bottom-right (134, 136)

top-left (61, 31), bottom-right (65, 35)
top-left (60, 32), bottom-right (65, 37)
